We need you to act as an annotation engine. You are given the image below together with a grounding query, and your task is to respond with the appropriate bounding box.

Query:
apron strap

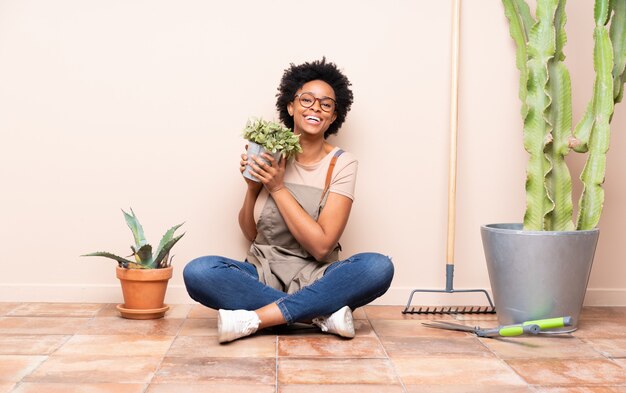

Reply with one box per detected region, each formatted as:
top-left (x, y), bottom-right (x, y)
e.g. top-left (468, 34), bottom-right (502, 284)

top-left (320, 149), bottom-right (344, 203)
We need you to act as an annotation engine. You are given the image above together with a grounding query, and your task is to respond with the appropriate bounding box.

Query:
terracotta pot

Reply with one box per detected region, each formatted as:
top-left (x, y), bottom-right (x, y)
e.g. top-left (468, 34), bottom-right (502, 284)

top-left (115, 266), bottom-right (173, 319)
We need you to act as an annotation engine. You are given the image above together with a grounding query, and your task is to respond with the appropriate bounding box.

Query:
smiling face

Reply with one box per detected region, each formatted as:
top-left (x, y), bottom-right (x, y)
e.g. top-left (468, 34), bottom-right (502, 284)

top-left (287, 80), bottom-right (337, 138)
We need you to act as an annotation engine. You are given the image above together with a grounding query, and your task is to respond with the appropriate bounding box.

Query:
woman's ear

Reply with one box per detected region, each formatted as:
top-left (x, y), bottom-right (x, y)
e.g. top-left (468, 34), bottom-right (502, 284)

top-left (287, 102), bottom-right (294, 116)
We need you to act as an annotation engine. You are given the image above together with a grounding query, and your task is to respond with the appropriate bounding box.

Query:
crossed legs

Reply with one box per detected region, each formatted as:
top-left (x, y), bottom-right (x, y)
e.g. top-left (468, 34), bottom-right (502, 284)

top-left (183, 252), bottom-right (394, 341)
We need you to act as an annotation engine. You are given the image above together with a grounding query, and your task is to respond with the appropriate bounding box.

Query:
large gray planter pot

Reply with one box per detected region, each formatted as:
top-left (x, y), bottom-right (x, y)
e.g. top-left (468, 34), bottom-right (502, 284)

top-left (242, 141), bottom-right (282, 182)
top-left (481, 223), bottom-right (599, 332)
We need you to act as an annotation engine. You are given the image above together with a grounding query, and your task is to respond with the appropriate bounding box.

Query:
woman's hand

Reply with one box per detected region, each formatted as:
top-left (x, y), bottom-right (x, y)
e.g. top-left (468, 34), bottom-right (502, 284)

top-left (248, 153), bottom-right (286, 194)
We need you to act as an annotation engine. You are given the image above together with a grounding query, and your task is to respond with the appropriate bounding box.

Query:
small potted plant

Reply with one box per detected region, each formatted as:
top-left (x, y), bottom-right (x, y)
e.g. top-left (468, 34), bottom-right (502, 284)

top-left (481, 0), bottom-right (625, 330)
top-left (82, 208), bottom-right (185, 319)
top-left (242, 118), bottom-right (302, 181)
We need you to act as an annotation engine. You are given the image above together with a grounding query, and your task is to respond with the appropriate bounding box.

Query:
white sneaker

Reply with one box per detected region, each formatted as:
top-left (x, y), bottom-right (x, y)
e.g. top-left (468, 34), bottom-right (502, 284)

top-left (217, 309), bottom-right (261, 343)
top-left (312, 306), bottom-right (355, 338)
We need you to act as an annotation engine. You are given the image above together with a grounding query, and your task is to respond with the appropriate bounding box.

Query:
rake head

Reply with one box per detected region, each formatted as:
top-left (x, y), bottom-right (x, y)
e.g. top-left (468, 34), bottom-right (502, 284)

top-left (402, 287), bottom-right (497, 315)
top-left (402, 305), bottom-right (496, 314)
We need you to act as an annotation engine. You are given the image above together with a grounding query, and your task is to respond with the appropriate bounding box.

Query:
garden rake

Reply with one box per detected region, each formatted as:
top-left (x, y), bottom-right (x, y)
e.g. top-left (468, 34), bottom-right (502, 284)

top-left (402, 0), bottom-right (495, 315)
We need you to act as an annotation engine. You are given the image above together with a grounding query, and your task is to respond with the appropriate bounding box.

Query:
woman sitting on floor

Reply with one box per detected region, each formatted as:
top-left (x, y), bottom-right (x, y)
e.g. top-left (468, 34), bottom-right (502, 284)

top-left (183, 58), bottom-right (394, 343)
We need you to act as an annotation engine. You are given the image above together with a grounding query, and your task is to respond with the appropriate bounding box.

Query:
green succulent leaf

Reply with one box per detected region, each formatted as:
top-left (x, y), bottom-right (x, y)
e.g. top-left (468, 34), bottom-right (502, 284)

top-left (153, 233), bottom-right (185, 268)
top-left (122, 208), bottom-right (147, 248)
top-left (154, 223), bottom-right (184, 264)
top-left (134, 243), bottom-right (154, 268)
top-left (81, 252), bottom-right (135, 268)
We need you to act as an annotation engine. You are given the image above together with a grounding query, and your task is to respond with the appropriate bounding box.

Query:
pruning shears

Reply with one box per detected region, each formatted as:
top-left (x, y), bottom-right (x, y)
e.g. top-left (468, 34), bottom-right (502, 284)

top-left (422, 316), bottom-right (573, 338)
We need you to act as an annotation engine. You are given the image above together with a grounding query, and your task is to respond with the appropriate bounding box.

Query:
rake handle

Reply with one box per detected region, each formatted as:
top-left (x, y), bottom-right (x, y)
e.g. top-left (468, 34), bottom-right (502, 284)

top-left (447, 0), bottom-right (461, 267)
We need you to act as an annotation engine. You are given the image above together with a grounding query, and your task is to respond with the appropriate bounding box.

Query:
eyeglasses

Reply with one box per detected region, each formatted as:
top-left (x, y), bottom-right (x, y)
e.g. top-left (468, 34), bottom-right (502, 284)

top-left (295, 92), bottom-right (337, 113)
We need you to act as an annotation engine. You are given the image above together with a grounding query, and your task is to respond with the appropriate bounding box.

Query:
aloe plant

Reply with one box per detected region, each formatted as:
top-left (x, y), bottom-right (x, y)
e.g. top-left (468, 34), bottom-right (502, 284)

top-left (503, 0), bottom-right (626, 230)
top-left (243, 118), bottom-right (302, 158)
top-left (82, 208), bottom-right (185, 269)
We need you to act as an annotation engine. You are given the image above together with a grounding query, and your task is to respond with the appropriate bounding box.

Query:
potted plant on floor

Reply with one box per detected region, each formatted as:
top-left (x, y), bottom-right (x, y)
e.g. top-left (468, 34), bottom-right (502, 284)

top-left (482, 0), bottom-right (626, 330)
top-left (82, 208), bottom-right (185, 319)
top-left (242, 118), bottom-right (302, 181)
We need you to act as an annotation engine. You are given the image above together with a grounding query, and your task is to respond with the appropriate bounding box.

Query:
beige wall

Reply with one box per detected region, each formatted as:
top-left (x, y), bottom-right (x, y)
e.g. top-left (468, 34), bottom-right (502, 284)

top-left (0, 0), bottom-right (624, 305)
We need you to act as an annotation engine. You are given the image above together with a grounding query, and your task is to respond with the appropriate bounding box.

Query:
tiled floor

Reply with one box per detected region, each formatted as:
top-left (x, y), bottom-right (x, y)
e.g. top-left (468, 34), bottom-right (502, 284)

top-left (0, 303), bottom-right (625, 393)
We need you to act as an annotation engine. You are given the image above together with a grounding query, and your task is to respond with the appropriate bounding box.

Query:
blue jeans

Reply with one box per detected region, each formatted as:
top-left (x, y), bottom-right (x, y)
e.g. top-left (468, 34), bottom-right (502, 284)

top-left (183, 252), bottom-right (394, 324)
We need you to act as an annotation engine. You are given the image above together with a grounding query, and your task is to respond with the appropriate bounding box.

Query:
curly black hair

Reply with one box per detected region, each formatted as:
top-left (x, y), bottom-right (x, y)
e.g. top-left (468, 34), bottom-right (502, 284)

top-left (276, 58), bottom-right (354, 139)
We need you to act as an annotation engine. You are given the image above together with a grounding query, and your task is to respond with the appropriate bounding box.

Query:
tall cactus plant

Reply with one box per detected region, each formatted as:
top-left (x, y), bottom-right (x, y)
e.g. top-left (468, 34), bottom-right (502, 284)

top-left (503, 0), bottom-right (626, 231)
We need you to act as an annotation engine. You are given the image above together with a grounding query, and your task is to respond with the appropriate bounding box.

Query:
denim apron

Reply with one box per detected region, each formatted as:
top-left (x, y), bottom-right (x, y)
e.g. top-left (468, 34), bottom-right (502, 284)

top-left (246, 150), bottom-right (344, 294)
